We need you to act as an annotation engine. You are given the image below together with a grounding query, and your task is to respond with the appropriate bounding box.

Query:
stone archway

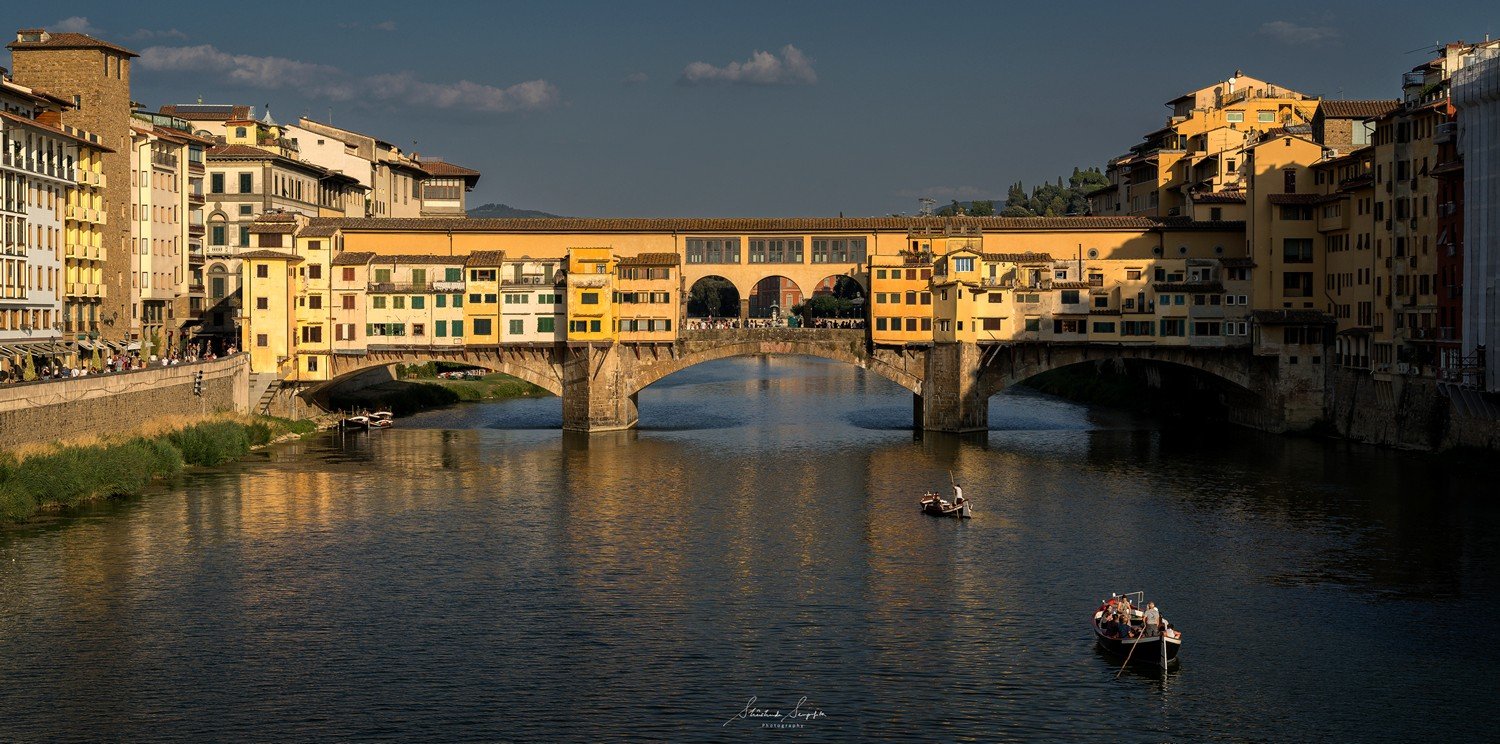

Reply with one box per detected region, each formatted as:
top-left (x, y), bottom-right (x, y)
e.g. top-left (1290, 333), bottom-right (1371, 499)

top-left (747, 276), bottom-right (802, 319)
top-left (686, 275), bottom-right (742, 319)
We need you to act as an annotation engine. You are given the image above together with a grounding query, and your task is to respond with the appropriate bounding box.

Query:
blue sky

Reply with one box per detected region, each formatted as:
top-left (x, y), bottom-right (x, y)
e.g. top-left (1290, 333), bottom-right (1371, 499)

top-left (6, 1), bottom-right (1496, 216)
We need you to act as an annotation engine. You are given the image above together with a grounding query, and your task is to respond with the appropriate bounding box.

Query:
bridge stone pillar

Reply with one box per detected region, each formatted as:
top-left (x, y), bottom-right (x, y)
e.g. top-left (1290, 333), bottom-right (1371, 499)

top-left (562, 344), bottom-right (639, 432)
top-left (920, 342), bottom-right (987, 433)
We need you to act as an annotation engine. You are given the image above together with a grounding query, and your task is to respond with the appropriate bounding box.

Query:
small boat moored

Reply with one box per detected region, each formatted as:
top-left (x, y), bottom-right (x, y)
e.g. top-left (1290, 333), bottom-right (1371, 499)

top-left (340, 415), bottom-right (370, 430)
top-left (1092, 591), bottom-right (1182, 672)
top-left (368, 411), bottom-right (394, 429)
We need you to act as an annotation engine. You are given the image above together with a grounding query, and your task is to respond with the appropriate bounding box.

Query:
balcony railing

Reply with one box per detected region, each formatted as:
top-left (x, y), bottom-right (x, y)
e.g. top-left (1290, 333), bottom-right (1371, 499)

top-left (367, 282), bottom-right (434, 293)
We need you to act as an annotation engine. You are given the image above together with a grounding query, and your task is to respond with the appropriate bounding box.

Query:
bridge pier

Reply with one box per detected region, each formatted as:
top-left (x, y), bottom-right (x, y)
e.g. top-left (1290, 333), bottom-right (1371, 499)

top-left (920, 342), bottom-right (988, 433)
top-left (562, 344), bottom-right (639, 432)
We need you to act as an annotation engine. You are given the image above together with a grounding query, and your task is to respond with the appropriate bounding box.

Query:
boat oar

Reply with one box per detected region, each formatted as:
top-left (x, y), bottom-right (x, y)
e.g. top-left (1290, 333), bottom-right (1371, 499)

top-left (1115, 609), bottom-right (1142, 679)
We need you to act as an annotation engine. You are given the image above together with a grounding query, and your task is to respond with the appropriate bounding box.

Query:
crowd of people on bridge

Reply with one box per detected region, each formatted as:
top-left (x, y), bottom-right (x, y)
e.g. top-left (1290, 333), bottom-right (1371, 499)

top-left (0, 344), bottom-right (234, 386)
top-left (685, 316), bottom-right (867, 331)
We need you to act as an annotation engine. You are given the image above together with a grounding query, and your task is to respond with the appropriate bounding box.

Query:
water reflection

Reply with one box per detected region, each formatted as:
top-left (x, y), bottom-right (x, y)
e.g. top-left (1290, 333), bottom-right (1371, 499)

top-left (0, 356), bottom-right (1494, 741)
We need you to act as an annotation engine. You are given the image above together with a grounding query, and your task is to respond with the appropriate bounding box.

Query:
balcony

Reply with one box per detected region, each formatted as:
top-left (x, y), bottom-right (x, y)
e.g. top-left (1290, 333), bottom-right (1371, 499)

top-left (188, 192), bottom-right (206, 206)
top-left (367, 282), bottom-right (434, 293)
top-left (76, 169), bottom-right (105, 187)
top-left (433, 280), bottom-right (465, 292)
top-left (65, 205), bottom-right (106, 225)
top-left (65, 282), bottom-right (105, 298)
top-left (64, 242), bottom-right (104, 261)
top-left (204, 245), bottom-right (236, 258)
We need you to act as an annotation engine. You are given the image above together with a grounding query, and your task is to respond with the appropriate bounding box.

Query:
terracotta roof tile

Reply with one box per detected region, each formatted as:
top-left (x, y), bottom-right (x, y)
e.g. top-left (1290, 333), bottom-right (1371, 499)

top-left (618, 252), bottom-right (681, 266)
top-left (465, 250), bottom-right (506, 266)
top-left (237, 250), bottom-right (303, 262)
top-left (310, 216), bottom-right (1238, 234)
top-left (1253, 309), bottom-right (1334, 325)
top-left (7, 31), bottom-right (138, 57)
top-left (1317, 100), bottom-right (1400, 119)
top-left (981, 252), bottom-right (1054, 263)
top-left (0, 110), bottom-right (116, 152)
top-left (159, 104), bottom-right (252, 121)
top-left (375, 254), bottom-right (466, 265)
top-left (331, 251), bottom-right (376, 265)
top-left (300, 224), bottom-right (341, 238)
top-left (416, 159), bottom-right (481, 179)
top-left (249, 223), bottom-right (297, 234)
top-left (1193, 191), bottom-right (1246, 204)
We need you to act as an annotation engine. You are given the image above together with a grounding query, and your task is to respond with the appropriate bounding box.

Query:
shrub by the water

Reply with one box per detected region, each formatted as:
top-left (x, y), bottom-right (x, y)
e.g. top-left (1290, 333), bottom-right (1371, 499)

top-left (0, 415), bottom-right (313, 522)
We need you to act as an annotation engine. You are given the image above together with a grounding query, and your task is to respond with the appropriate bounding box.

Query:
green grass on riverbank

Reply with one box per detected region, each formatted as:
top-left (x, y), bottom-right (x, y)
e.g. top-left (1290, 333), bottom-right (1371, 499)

top-left (329, 371), bottom-right (549, 416)
top-left (0, 416), bottom-right (315, 522)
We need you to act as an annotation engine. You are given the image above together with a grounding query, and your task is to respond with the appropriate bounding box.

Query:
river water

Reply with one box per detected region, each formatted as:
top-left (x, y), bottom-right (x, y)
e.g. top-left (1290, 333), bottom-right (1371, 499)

top-left (0, 357), bottom-right (1494, 742)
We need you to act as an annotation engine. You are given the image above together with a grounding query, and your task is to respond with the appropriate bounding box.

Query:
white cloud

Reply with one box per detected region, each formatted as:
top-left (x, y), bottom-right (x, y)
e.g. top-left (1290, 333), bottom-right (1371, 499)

top-left (51, 16), bottom-right (101, 35)
top-left (126, 28), bottom-right (189, 41)
top-left (1258, 20), bottom-right (1340, 44)
top-left (622, 71), bottom-right (649, 85)
top-left (138, 44), bottom-right (559, 113)
top-left (373, 20), bottom-right (398, 32)
top-left (679, 44), bottom-right (817, 86)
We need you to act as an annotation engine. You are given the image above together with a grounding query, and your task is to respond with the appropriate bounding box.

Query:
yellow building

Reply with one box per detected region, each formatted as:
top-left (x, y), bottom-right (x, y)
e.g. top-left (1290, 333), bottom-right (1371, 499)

top-left (566, 247), bottom-right (615, 342)
top-left (868, 253), bottom-right (933, 344)
top-left (614, 253), bottom-right (680, 342)
top-left (239, 249), bottom-right (301, 376)
top-left (463, 250), bottom-right (503, 344)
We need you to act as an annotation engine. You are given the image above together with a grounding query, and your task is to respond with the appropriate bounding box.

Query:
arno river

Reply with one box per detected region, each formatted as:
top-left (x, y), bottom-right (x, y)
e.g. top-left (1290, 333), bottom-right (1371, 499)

top-left (0, 357), bottom-right (1493, 741)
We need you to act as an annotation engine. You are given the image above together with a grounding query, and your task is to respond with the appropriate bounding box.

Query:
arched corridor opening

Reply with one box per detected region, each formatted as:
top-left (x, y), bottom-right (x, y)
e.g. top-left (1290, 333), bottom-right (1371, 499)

top-left (748, 276), bottom-right (802, 319)
top-left (685, 275), bottom-right (742, 318)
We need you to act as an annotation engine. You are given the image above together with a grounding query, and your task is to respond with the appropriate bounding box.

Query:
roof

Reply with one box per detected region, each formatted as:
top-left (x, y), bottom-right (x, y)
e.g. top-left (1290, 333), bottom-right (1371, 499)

top-left (465, 250), bottom-right (506, 266)
top-left (248, 223), bottom-right (297, 234)
top-left (1252, 309), bottom-right (1334, 325)
top-left (1317, 99), bottom-right (1400, 120)
top-left (1051, 281), bottom-right (1092, 290)
top-left (377, 254), bottom-right (466, 265)
top-left (159, 104), bottom-right (253, 121)
top-left (7, 31), bottom-right (138, 57)
top-left (309, 216), bottom-right (1241, 234)
top-left (331, 251), bottom-right (376, 266)
top-left (300, 224), bottom-right (341, 238)
top-left (1267, 193), bottom-right (1327, 205)
top-left (416, 159), bottom-right (482, 181)
top-left (981, 252), bottom-right (1054, 263)
top-left (237, 250), bottom-right (303, 262)
top-left (618, 252), bottom-right (682, 266)
top-left (1153, 281), bottom-right (1224, 293)
top-left (1193, 191), bottom-right (1246, 204)
top-left (0, 110), bottom-right (116, 152)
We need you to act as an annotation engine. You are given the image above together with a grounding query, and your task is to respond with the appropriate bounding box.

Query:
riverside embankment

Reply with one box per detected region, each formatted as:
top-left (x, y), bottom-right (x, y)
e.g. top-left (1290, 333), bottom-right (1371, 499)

top-left (0, 414), bottom-right (317, 522)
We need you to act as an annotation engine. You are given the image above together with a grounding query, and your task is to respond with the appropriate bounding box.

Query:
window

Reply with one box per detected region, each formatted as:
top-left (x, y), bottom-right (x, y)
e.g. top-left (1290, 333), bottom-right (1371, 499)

top-left (473, 319), bottom-right (492, 336)
top-left (1283, 169), bottom-right (1297, 194)
top-left (470, 269), bottom-right (497, 282)
top-left (311, 295), bottom-right (325, 311)
top-left (590, 320), bottom-right (601, 333)
top-left (452, 320), bottom-right (463, 337)
top-left (1258, 111), bottom-right (1275, 123)
top-left (508, 319), bottom-right (524, 335)
top-left (1092, 322), bottom-right (1116, 334)
top-left (1060, 290), bottom-right (1080, 305)
top-left (810, 237), bottom-right (867, 264)
top-left (537, 317), bottom-right (555, 333)
top-left (238, 204), bottom-right (253, 216)
top-left (210, 173), bottom-right (224, 193)
top-left (256, 297), bottom-right (268, 310)
top-left (342, 295), bottom-right (355, 309)
top-left (953, 257), bottom-right (974, 273)
top-left (445, 268), bottom-right (462, 282)
top-left (1283, 272), bottom-right (1314, 297)
top-left (412, 324), bottom-right (425, 337)
top-left (342, 267), bottom-right (356, 281)
top-left (239, 227), bottom-right (250, 246)
top-left (411, 269), bottom-right (427, 285)
top-left (238, 173), bottom-right (253, 193)
top-left (256, 334), bottom-right (268, 347)
top-left (372, 296), bottom-right (386, 309)
top-left (581, 292), bottom-right (599, 304)
top-left (255, 264), bottom-right (269, 278)
top-left (392, 297), bottom-right (406, 310)
top-left (1210, 207), bottom-right (1222, 221)
top-left (452, 294), bottom-right (463, 307)
top-left (469, 293), bottom-right (482, 304)
top-left (1283, 238), bottom-right (1314, 263)
top-left (875, 318), bottom-right (888, 331)
top-left (1226, 111), bottom-right (1245, 123)
top-left (411, 296), bottom-right (425, 310)
top-left (435, 321), bottom-right (448, 337)
top-left (211, 225), bottom-right (225, 245)
top-left (374, 268), bottom-right (392, 283)
top-left (989, 292), bottom-right (1004, 303)
top-left (300, 326), bottom-right (323, 343)
top-left (1161, 319), bottom-right (1186, 336)
top-left (1024, 318), bottom-right (1040, 332)
top-left (308, 264), bottom-right (322, 280)
top-left (684, 237), bottom-right (741, 264)
top-left (436, 294), bottom-right (447, 308)
top-left (747, 238), bottom-right (804, 263)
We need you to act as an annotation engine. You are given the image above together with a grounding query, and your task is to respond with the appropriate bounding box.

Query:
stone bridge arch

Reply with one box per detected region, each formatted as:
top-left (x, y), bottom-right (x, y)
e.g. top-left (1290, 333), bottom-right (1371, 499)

top-left (976, 343), bottom-right (1262, 399)
top-left (629, 330), bottom-right (924, 395)
top-left (306, 346), bottom-right (565, 408)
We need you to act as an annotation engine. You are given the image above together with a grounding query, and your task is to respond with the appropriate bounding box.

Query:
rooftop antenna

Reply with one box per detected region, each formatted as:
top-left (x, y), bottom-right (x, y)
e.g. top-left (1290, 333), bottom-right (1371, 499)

top-left (918, 197), bottom-right (936, 216)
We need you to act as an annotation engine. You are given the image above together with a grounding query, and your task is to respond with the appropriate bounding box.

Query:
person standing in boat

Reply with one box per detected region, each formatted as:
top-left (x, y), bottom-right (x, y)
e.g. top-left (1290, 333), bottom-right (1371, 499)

top-left (1142, 602), bottom-right (1161, 637)
top-left (952, 482), bottom-right (963, 505)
